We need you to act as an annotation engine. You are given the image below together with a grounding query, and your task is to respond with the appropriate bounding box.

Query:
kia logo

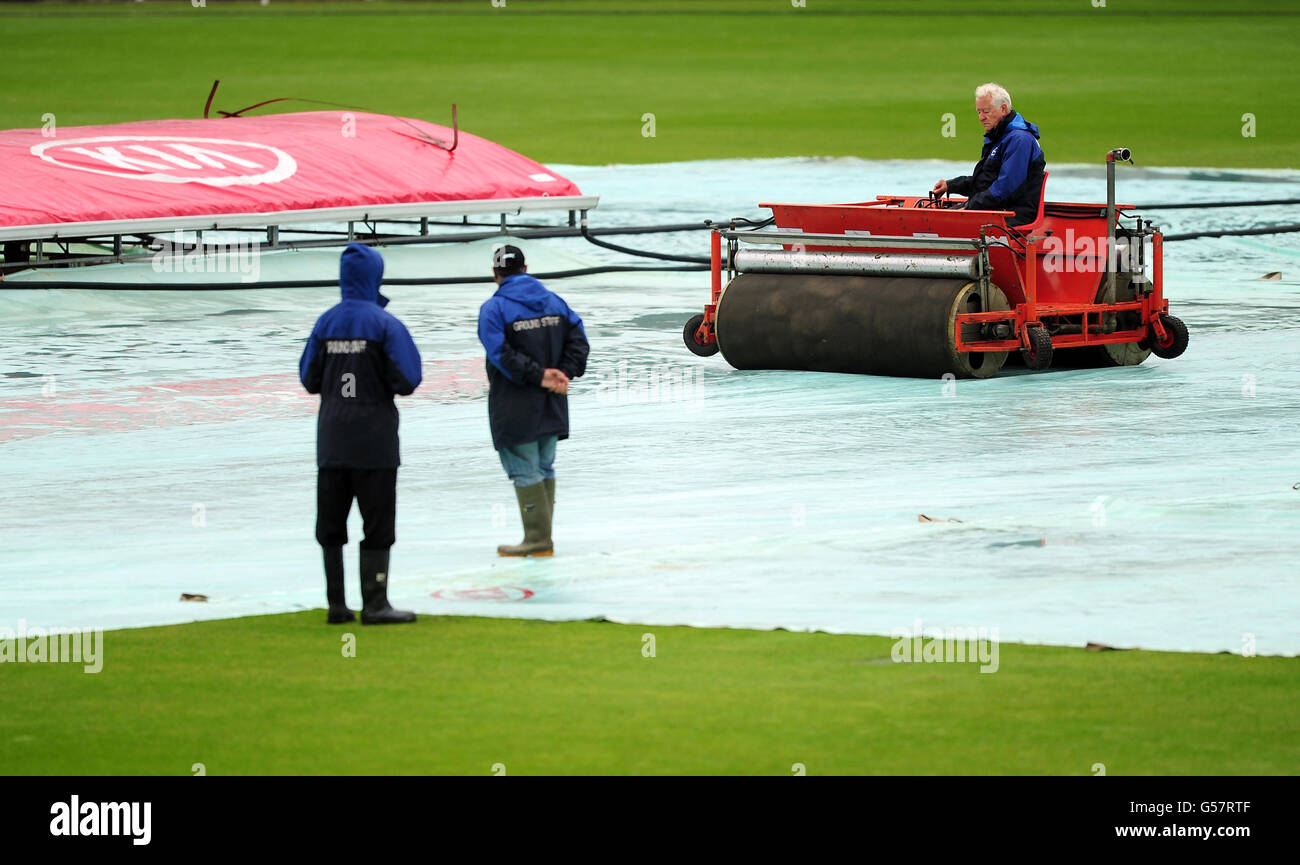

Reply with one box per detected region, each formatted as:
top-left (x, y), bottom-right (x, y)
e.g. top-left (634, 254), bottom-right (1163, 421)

top-left (29, 135), bottom-right (297, 187)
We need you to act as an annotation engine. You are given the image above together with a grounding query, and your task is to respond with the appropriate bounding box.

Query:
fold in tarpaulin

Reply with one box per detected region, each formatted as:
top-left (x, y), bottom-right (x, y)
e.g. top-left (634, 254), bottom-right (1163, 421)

top-left (0, 111), bottom-right (588, 238)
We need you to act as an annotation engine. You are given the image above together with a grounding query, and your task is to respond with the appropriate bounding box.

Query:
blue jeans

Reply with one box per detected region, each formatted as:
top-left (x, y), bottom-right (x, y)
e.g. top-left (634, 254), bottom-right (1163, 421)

top-left (497, 436), bottom-right (557, 488)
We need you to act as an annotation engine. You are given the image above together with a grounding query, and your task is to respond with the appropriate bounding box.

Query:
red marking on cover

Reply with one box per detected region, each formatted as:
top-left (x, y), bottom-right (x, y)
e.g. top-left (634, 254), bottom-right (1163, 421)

top-left (0, 359), bottom-right (487, 442)
top-left (431, 587), bottom-right (535, 602)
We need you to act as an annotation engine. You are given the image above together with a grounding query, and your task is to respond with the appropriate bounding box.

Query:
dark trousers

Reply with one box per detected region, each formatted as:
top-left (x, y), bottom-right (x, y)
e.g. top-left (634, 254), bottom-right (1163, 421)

top-left (316, 468), bottom-right (397, 550)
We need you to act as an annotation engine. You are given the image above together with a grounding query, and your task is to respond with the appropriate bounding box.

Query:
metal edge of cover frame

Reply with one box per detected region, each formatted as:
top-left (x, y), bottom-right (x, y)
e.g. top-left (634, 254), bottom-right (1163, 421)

top-left (0, 195), bottom-right (602, 245)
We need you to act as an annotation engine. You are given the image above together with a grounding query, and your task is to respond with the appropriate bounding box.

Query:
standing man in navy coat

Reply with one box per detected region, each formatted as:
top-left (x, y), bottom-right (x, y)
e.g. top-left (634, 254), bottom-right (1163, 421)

top-left (300, 243), bottom-right (423, 624)
top-left (478, 246), bottom-right (589, 556)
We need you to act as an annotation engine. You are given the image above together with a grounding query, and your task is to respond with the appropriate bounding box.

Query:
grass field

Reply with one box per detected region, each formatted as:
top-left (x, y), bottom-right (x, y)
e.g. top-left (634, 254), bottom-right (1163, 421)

top-left (2, 1), bottom-right (1298, 775)
top-left (0, 0), bottom-right (1296, 168)
top-left (2, 613), bottom-right (1297, 775)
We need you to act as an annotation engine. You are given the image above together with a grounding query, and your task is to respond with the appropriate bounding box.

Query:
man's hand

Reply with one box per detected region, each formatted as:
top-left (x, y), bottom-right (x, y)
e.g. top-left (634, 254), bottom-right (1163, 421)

top-left (541, 368), bottom-right (570, 395)
top-left (931, 179), bottom-right (948, 196)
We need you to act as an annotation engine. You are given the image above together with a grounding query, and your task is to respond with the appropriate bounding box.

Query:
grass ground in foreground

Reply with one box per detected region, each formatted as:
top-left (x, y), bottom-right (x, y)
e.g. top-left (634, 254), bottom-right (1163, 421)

top-left (0, 1), bottom-right (1295, 168)
top-left (2, 612), bottom-right (1296, 775)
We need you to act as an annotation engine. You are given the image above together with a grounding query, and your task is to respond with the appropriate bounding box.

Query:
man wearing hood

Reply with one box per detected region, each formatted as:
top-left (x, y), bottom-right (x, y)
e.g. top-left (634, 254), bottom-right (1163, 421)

top-left (299, 243), bottom-right (423, 624)
top-left (932, 83), bottom-right (1046, 226)
top-left (478, 245), bottom-right (589, 557)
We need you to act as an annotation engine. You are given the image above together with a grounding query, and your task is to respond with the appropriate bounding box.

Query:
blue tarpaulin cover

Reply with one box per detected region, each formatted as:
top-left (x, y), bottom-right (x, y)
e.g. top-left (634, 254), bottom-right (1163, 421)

top-left (2, 158), bottom-right (1297, 655)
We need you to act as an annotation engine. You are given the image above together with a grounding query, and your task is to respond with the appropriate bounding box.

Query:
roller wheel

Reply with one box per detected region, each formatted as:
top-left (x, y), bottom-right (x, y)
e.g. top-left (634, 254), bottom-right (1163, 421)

top-left (1149, 313), bottom-right (1188, 359)
top-left (683, 313), bottom-right (719, 357)
top-left (1051, 278), bottom-right (1151, 368)
top-left (1021, 326), bottom-right (1053, 371)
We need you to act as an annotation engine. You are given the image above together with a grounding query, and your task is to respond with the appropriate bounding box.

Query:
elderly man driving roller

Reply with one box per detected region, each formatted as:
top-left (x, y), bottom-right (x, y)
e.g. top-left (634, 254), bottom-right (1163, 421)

top-left (932, 82), bottom-right (1045, 226)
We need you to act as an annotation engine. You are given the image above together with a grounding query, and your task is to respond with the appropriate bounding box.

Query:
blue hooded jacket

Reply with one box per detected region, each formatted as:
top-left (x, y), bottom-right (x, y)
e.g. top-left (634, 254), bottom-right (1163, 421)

top-left (947, 110), bottom-right (1046, 225)
top-left (299, 243), bottom-right (423, 468)
top-left (478, 272), bottom-right (589, 450)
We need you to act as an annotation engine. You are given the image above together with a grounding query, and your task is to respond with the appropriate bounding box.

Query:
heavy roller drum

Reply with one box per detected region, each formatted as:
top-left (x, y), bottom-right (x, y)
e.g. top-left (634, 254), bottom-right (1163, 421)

top-left (714, 273), bottom-right (1011, 379)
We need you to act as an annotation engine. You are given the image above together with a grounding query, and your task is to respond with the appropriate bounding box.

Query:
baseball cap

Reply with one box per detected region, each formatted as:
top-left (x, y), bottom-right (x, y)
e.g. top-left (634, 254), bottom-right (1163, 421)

top-left (492, 244), bottom-right (526, 275)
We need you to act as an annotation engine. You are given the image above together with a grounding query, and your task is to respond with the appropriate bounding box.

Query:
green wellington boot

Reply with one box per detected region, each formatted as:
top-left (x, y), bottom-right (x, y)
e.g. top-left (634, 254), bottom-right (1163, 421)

top-left (359, 548), bottom-right (416, 625)
top-left (497, 482), bottom-right (554, 557)
top-left (324, 545), bottom-right (355, 624)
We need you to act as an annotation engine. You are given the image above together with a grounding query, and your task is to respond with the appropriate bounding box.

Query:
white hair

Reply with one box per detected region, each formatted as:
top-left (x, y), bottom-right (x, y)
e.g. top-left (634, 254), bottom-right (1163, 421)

top-left (975, 82), bottom-right (1012, 110)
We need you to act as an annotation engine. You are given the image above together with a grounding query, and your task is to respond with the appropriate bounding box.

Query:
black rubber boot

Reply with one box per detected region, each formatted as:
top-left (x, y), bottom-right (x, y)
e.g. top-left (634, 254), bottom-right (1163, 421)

top-left (323, 545), bottom-right (354, 624)
top-left (359, 548), bottom-right (416, 625)
top-left (497, 482), bottom-right (553, 557)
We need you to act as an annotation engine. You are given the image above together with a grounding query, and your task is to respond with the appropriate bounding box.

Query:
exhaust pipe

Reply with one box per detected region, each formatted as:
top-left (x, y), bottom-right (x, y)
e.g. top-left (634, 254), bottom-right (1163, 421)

top-left (1106, 148), bottom-right (1133, 302)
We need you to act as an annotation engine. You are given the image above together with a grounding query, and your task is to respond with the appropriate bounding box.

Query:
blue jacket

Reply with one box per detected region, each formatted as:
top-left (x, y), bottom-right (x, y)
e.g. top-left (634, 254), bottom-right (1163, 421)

top-left (299, 243), bottom-right (422, 468)
top-left (948, 111), bottom-right (1046, 225)
top-left (478, 273), bottom-right (589, 450)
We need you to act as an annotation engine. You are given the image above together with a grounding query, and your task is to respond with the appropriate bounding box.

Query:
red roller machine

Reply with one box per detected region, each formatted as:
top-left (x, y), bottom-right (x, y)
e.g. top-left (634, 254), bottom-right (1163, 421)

top-left (683, 149), bottom-right (1188, 378)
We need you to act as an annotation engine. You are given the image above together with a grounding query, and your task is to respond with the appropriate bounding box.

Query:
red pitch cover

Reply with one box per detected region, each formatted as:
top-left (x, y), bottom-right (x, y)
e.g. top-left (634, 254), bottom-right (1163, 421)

top-left (0, 111), bottom-right (582, 233)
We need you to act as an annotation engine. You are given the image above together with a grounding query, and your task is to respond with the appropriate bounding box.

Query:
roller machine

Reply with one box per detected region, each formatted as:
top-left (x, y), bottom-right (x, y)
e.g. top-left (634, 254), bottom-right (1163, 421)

top-left (683, 149), bottom-right (1188, 377)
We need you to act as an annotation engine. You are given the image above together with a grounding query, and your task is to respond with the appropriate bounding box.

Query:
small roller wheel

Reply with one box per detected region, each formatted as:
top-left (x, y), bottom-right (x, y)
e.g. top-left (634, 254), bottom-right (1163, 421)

top-left (1149, 313), bottom-right (1189, 359)
top-left (1021, 325), bottom-right (1053, 371)
top-left (683, 313), bottom-right (719, 357)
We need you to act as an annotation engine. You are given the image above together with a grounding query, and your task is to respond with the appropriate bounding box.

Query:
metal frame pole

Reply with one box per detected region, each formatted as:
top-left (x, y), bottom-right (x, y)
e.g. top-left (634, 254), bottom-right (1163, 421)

top-left (1106, 153), bottom-right (1117, 304)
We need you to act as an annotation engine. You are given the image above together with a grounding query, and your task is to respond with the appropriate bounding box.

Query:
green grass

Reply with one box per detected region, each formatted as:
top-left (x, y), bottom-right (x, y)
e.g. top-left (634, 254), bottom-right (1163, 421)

top-left (0, 0), bottom-right (1295, 168)
top-left (1, 612), bottom-right (1296, 775)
